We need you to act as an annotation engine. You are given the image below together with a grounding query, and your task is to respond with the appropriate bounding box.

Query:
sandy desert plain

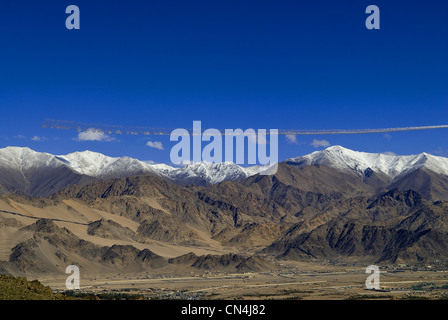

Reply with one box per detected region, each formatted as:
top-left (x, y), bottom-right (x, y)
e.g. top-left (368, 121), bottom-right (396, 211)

top-left (38, 261), bottom-right (448, 300)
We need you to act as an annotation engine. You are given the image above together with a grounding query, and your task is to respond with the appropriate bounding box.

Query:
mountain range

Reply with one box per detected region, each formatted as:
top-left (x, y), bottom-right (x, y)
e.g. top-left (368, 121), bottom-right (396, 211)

top-left (1, 145), bottom-right (448, 276)
top-left (1, 145), bottom-right (447, 200)
top-left (0, 147), bottom-right (265, 197)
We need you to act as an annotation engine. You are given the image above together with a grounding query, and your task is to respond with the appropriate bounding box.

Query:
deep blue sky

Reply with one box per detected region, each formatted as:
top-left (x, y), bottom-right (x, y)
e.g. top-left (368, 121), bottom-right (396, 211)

top-left (0, 0), bottom-right (447, 164)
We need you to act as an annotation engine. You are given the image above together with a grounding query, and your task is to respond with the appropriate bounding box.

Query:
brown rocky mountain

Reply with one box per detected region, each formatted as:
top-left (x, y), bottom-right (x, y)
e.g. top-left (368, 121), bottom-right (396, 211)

top-left (264, 189), bottom-right (448, 264)
top-left (87, 219), bottom-right (142, 242)
top-left (2, 217), bottom-right (276, 275)
top-left (388, 168), bottom-right (448, 201)
top-left (0, 155), bottom-right (95, 198)
top-left (6, 219), bottom-right (168, 274)
top-left (169, 252), bottom-right (277, 272)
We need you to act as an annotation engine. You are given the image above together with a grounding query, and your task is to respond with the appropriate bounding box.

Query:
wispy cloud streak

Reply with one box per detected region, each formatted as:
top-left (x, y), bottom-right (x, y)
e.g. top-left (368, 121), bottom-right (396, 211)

top-left (43, 119), bottom-right (448, 136)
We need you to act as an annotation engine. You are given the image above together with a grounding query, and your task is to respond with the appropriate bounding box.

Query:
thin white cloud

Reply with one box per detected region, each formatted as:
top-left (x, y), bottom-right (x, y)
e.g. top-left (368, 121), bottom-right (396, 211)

top-left (383, 133), bottom-right (392, 140)
top-left (285, 134), bottom-right (298, 144)
top-left (311, 139), bottom-right (330, 148)
top-left (75, 128), bottom-right (115, 142)
top-left (31, 136), bottom-right (48, 142)
top-left (14, 135), bottom-right (26, 139)
top-left (146, 140), bottom-right (164, 150)
top-left (45, 119), bottom-right (448, 136)
top-left (382, 151), bottom-right (396, 156)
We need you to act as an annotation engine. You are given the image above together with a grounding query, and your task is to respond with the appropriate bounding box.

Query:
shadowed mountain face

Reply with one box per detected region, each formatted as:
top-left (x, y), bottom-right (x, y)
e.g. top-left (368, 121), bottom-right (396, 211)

top-left (0, 164), bottom-right (95, 198)
top-left (263, 190), bottom-right (448, 264)
top-left (388, 168), bottom-right (448, 201)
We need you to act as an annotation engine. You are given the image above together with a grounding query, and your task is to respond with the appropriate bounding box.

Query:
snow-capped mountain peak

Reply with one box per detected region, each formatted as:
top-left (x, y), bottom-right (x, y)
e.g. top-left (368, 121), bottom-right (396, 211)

top-left (287, 145), bottom-right (448, 178)
top-left (181, 161), bottom-right (248, 184)
top-left (0, 146), bottom-right (63, 170)
top-left (146, 161), bottom-right (264, 185)
top-left (57, 150), bottom-right (119, 177)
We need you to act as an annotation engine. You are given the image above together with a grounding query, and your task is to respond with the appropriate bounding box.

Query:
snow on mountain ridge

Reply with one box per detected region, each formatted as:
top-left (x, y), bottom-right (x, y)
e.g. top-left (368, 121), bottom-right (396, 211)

top-left (0, 147), bottom-right (261, 185)
top-left (287, 145), bottom-right (448, 178)
top-left (0, 146), bottom-right (64, 170)
top-left (58, 151), bottom-right (121, 177)
top-left (181, 161), bottom-right (248, 184)
top-left (1, 146), bottom-right (447, 187)
top-left (57, 150), bottom-right (162, 178)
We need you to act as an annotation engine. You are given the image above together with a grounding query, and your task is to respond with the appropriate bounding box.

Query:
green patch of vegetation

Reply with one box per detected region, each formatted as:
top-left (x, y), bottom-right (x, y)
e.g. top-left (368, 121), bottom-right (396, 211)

top-left (401, 295), bottom-right (430, 300)
top-left (63, 290), bottom-right (145, 300)
top-left (0, 274), bottom-right (58, 300)
top-left (410, 282), bottom-right (435, 291)
top-left (0, 274), bottom-right (148, 300)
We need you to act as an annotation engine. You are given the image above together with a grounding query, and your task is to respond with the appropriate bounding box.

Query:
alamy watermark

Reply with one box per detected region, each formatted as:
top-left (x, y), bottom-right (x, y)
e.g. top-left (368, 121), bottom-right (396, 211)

top-left (66, 5), bottom-right (80, 30)
top-left (65, 265), bottom-right (80, 290)
top-left (170, 121), bottom-right (279, 175)
top-left (64, 5), bottom-right (379, 31)
top-left (365, 265), bottom-right (380, 290)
